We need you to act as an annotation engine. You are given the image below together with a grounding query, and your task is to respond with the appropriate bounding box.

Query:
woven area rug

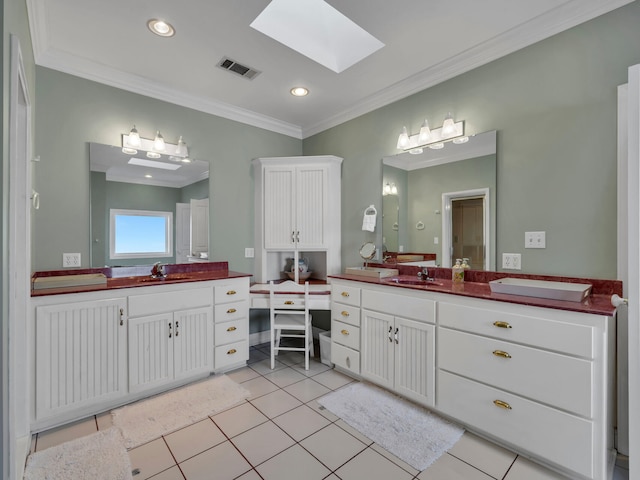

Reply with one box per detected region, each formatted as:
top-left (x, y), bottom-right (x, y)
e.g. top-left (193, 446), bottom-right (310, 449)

top-left (24, 428), bottom-right (132, 480)
top-left (318, 382), bottom-right (464, 471)
top-left (112, 375), bottom-right (250, 448)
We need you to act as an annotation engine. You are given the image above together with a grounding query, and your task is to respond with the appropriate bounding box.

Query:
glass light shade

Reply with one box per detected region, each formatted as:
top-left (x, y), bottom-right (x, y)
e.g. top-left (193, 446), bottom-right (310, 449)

top-left (441, 113), bottom-right (456, 138)
top-left (153, 131), bottom-right (166, 151)
top-left (396, 126), bottom-right (409, 150)
top-left (175, 136), bottom-right (188, 157)
top-left (390, 184), bottom-right (398, 195)
top-left (128, 125), bottom-right (141, 147)
top-left (418, 119), bottom-right (431, 143)
top-left (383, 183), bottom-right (392, 195)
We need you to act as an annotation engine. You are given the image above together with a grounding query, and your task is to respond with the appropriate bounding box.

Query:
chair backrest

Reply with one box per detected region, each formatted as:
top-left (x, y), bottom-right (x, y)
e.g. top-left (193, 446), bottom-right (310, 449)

top-left (269, 280), bottom-right (310, 317)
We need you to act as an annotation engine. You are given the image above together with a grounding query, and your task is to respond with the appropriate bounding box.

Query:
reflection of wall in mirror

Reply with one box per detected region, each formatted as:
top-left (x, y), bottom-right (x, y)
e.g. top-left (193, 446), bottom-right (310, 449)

top-left (90, 172), bottom-right (208, 267)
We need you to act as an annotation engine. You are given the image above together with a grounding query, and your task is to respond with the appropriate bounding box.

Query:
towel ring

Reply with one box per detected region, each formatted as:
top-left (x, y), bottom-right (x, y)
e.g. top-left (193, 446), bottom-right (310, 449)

top-left (365, 205), bottom-right (377, 215)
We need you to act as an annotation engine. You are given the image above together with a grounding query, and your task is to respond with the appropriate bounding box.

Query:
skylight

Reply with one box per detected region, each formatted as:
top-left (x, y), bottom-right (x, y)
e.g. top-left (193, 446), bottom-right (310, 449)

top-left (250, 0), bottom-right (385, 73)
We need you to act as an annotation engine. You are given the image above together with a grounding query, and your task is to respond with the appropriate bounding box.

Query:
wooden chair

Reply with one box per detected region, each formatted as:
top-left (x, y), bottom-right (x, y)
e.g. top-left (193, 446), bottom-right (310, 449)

top-left (269, 280), bottom-right (314, 370)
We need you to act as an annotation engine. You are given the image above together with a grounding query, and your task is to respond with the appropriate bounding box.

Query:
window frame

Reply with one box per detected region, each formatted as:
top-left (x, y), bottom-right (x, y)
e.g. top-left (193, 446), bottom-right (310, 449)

top-left (109, 208), bottom-right (173, 260)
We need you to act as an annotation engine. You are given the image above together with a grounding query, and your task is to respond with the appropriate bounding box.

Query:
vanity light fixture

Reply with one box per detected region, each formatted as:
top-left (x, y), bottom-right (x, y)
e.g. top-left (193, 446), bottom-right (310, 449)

top-left (147, 19), bottom-right (175, 37)
top-left (290, 87), bottom-right (309, 97)
top-left (383, 182), bottom-right (398, 196)
top-left (122, 130), bottom-right (189, 159)
top-left (396, 114), bottom-right (466, 152)
top-left (128, 125), bottom-right (141, 147)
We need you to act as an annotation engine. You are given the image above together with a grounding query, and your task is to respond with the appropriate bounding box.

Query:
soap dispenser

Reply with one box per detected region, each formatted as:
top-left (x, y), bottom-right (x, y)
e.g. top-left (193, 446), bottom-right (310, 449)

top-left (452, 259), bottom-right (464, 283)
top-left (462, 258), bottom-right (470, 270)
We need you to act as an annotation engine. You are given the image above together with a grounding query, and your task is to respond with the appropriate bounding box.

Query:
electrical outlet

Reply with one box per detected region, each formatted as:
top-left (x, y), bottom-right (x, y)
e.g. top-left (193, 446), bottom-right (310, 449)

top-left (525, 231), bottom-right (546, 249)
top-left (244, 248), bottom-right (254, 258)
top-left (502, 253), bottom-right (521, 270)
top-left (63, 253), bottom-right (81, 268)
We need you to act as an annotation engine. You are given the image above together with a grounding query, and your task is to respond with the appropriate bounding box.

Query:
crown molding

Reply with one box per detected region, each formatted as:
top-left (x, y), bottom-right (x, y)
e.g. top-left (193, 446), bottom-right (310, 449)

top-left (28, 0), bottom-right (632, 140)
top-left (301, 0), bottom-right (635, 138)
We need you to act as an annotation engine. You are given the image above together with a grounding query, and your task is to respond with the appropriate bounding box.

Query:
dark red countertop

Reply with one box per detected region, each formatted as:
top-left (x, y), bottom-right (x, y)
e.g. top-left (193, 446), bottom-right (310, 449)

top-left (31, 262), bottom-right (251, 297)
top-left (330, 265), bottom-right (622, 317)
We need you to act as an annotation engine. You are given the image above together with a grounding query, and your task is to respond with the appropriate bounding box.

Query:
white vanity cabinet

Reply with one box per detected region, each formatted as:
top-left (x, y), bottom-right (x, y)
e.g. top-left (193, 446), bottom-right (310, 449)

top-left (330, 282), bottom-right (362, 377)
top-left (213, 278), bottom-right (250, 372)
top-left (253, 156), bottom-right (342, 283)
top-left (360, 287), bottom-right (436, 407)
top-left (34, 296), bottom-right (127, 423)
top-left (127, 287), bottom-right (213, 394)
top-left (436, 296), bottom-right (615, 480)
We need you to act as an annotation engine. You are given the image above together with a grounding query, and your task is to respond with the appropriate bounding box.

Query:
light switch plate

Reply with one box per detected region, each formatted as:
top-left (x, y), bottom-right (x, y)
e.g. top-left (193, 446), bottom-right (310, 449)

top-left (245, 248), bottom-right (254, 258)
top-left (525, 231), bottom-right (546, 249)
top-left (502, 253), bottom-right (521, 270)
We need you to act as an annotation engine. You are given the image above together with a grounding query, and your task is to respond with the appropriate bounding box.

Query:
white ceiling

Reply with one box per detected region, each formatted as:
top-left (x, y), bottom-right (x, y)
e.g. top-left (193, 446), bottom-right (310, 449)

top-left (27, 0), bottom-right (632, 139)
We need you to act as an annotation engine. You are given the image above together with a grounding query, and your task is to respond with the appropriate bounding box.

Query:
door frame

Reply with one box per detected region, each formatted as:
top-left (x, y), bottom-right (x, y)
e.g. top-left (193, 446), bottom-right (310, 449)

top-left (441, 188), bottom-right (490, 270)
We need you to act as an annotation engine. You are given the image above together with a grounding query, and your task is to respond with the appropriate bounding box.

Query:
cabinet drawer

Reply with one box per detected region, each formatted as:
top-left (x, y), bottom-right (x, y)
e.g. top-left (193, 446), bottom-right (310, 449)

top-left (331, 284), bottom-right (361, 307)
top-left (362, 289), bottom-right (435, 323)
top-left (129, 287), bottom-right (212, 317)
top-left (214, 280), bottom-right (249, 304)
top-left (214, 301), bottom-right (247, 323)
top-left (215, 319), bottom-right (248, 346)
top-left (331, 320), bottom-right (360, 350)
top-left (331, 342), bottom-right (360, 375)
top-left (438, 301), bottom-right (594, 358)
top-left (331, 304), bottom-right (360, 327)
top-left (437, 371), bottom-right (593, 479)
top-left (215, 340), bottom-right (249, 370)
top-left (439, 328), bottom-right (593, 418)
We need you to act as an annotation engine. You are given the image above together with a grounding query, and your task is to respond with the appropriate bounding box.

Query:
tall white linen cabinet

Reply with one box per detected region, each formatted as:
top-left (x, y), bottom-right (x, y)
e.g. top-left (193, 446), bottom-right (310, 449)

top-left (253, 156), bottom-right (343, 283)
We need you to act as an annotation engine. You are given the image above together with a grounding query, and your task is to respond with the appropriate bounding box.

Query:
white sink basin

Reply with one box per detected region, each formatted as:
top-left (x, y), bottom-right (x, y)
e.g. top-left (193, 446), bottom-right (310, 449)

top-left (489, 278), bottom-right (592, 303)
top-left (345, 266), bottom-right (399, 279)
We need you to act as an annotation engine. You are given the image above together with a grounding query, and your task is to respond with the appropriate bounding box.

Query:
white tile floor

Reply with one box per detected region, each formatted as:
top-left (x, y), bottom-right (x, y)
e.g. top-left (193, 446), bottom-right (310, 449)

top-left (32, 343), bottom-right (630, 480)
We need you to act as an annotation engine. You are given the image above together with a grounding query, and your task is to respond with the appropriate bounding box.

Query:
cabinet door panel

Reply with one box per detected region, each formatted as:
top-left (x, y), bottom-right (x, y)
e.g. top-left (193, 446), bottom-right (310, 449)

top-left (36, 298), bottom-right (127, 418)
top-left (174, 307), bottom-right (213, 380)
top-left (296, 165), bottom-right (328, 248)
top-left (264, 167), bottom-right (295, 249)
top-left (128, 313), bottom-right (174, 393)
top-left (394, 318), bottom-right (435, 407)
top-left (361, 309), bottom-right (394, 389)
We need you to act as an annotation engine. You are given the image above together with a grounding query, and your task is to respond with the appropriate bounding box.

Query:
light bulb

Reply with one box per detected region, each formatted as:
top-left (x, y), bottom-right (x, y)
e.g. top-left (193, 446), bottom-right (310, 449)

top-left (418, 119), bottom-right (431, 143)
top-left (441, 113), bottom-right (456, 138)
top-left (396, 126), bottom-right (409, 150)
top-left (175, 136), bottom-right (188, 157)
top-left (153, 131), bottom-right (165, 151)
top-left (128, 125), bottom-right (141, 147)
top-left (390, 184), bottom-right (398, 195)
top-left (383, 183), bottom-right (391, 195)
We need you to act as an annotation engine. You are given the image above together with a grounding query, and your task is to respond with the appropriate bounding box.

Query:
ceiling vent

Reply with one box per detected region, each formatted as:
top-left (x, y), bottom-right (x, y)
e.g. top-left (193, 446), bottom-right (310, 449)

top-left (217, 57), bottom-right (261, 80)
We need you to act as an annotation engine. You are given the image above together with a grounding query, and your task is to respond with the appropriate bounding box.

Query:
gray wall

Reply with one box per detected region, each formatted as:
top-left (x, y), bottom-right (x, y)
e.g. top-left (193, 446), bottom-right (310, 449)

top-left (304, 2), bottom-right (640, 279)
top-left (33, 68), bottom-right (302, 272)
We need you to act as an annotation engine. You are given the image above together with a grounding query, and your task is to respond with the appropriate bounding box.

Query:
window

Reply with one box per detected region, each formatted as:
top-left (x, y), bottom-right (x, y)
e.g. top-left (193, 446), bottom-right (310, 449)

top-left (110, 209), bottom-right (173, 259)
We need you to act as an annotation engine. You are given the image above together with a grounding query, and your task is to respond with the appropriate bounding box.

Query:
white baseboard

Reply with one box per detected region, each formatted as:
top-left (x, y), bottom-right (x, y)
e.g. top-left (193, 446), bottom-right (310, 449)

top-left (249, 331), bottom-right (270, 347)
top-left (15, 435), bottom-right (30, 480)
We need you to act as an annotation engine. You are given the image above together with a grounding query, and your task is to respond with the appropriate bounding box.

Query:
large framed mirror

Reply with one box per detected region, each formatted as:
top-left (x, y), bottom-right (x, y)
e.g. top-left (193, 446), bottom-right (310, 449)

top-left (89, 143), bottom-right (210, 267)
top-left (382, 130), bottom-right (496, 270)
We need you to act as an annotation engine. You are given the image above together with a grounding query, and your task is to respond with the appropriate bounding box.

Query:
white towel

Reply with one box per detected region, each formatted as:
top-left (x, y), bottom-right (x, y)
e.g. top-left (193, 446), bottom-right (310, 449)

top-left (362, 206), bottom-right (377, 232)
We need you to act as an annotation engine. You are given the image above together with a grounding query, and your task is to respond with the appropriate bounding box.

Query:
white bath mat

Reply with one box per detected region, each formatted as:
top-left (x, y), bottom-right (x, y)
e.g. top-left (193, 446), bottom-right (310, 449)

top-left (24, 427), bottom-right (132, 480)
top-left (318, 382), bottom-right (464, 471)
top-left (112, 375), bottom-right (250, 448)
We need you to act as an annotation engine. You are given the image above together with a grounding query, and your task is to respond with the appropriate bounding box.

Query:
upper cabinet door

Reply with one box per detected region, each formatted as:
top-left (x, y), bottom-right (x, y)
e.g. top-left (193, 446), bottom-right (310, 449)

top-left (295, 164), bottom-right (328, 248)
top-left (264, 166), bottom-right (295, 249)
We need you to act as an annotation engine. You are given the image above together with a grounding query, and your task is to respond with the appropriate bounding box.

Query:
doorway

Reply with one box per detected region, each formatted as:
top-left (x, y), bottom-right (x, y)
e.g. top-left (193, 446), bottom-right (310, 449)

top-left (441, 188), bottom-right (490, 270)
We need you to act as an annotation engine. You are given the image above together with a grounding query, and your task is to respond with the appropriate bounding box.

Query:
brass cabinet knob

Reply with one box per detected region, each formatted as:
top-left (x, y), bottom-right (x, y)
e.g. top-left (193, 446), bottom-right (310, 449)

top-left (341, 311), bottom-right (350, 317)
top-left (227, 290), bottom-right (236, 295)
top-left (341, 329), bottom-right (349, 335)
top-left (493, 399), bottom-right (512, 410)
top-left (227, 308), bottom-right (237, 314)
top-left (227, 326), bottom-right (237, 332)
top-left (492, 350), bottom-right (512, 359)
top-left (341, 292), bottom-right (350, 297)
top-left (493, 321), bottom-right (512, 329)
top-left (227, 348), bottom-right (237, 355)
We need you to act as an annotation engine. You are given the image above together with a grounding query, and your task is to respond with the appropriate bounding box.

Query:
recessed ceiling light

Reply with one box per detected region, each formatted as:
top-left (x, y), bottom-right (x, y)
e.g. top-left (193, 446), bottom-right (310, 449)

top-left (290, 87), bottom-right (309, 97)
top-left (146, 151), bottom-right (162, 159)
top-left (147, 19), bottom-right (175, 37)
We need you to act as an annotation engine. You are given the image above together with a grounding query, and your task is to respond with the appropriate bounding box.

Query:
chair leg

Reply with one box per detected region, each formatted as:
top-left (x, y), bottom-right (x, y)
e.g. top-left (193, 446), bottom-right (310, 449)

top-left (270, 327), bottom-right (275, 370)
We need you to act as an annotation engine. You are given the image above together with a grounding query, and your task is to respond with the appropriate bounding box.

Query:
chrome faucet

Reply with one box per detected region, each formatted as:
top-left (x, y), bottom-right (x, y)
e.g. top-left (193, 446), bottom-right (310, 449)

top-left (417, 267), bottom-right (434, 282)
top-left (151, 262), bottom-right (166, 278)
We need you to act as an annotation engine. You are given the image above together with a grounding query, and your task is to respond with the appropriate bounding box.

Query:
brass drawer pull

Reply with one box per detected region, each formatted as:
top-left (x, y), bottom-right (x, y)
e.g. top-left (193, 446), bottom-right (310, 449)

top-left (226, 290), bottom-right (236, 295)
top-left (493, 399), bottom-right (512, 410)
top-left (341, 310), bottom-right (350, 317)
top-left (227, 348), bottom-right (237, 355)
top-left (493, 321), bottom-right (512, 329)
top-left (227, 308), bottom-right (237, 314)
top-left (227, 326), bottom-right (237, 332)
top-left (284, 300), bottom-right (295, 305)
top-left (341, 329), bottom-right (349, 335)
top-left (493, 350), bottom-right (512, 359)
top-left (341, 291), bottom-right (350, 297)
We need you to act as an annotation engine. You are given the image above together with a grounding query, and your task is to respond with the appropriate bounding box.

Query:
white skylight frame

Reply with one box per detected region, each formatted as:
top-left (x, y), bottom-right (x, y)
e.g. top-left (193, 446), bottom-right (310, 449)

top-left (250, 0), bottom-right (385, 73)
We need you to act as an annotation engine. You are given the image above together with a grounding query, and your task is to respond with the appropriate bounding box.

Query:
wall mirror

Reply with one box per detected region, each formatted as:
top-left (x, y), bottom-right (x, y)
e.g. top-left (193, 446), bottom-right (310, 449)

top-left (382, 130), bottom-right (496, 270)
top-left (89, 142), bottom-right (210, 267)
